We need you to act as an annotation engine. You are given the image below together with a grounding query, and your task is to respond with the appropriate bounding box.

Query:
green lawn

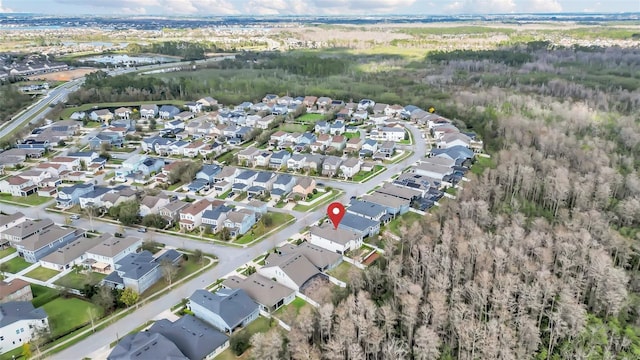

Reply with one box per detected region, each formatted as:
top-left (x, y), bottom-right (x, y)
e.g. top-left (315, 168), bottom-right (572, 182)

top-left (343, 131), bottom-right (361, 139)
top-left (31, 284), bottom-right (60, 307)
top-left (386, 211), bottom-right (424, 236)
top-left (215, 149), bottom-right (238, 164)
top-left (216, 189), bottom-right (232, 199)
top-left (0, 346), bottom-right (24, 360)
top-left (351, 165), bottom-right (385, 182)
top-left (141, 257), bottom-right (203, 298)
top-left (0, 247), bottom-right (16, 259)
top-left (83, 121), bottom-right (102, 128)
top-left (54, 271), bottom-right (106, 290)
top-left (327, 261), bottom-right (358, 283)
top-left (445, 187), bottom-right (458, 195)
top-left (0, 194), bottom-right (51, 206)
top-left (215, 316), bottom-right (274, 360)
top-left (42, 297), bottom-right (105, 338)
top-left (2, 256), bottom-right (31, 273)
top-left (293, 189), bottom-right (342, 212)
top-left (25, 266), bottom-right (60, 281)
top-left (274, 297), bottom-right (307, 315)
top-left (471, 156), bottom-right (495, 176)
top-left (296, 113), bottom-right (324, 122)
top-left (235, 213), bottom-right (295, 245)
top-left (167, 181), bottom-right (184, 191)
top-left (279, 123), bottom-right (307, 133)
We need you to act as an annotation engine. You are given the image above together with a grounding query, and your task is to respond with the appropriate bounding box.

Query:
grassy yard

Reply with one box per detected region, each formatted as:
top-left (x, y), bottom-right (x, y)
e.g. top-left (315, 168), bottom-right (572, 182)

top-left (216, 149), bottom-right (238, 164)
top-left (0, 194), bottom-right (51, 206)
top-left (295, 113), bottom-right (324, 122)
top-left (216, 189), bottom-right (232, 199)
top-left (25, 266), bottom-right (60, 281)
top-left (42, 297), bottom-right (105, 338)
top-left (279, 123), bottom-right (308, 133)
top-left (54, 271), bottom-right (106, 290)
top-left (274, 297), bottom-right (307, 317)
top-left (215, 316), bottom-right (274, 360)
top-left (167, 181), bottom-right (184, 191)
top-left (386, 211), bottom-right (424, 236)
top-left (141, 257), bottom-right (204, 298)
top-left (471, 156), bottom-right (495, 176)
top-left (0, 247), bottom-right (16, 259)
top-left (351, 165), bottom-right (385, 182)
top-left (293, 189), bottom-right (342, 212)
top-left (3, 256), bottom-right (31, 273)
top-left (343, 131), bottom-right (361, 139)
top-left (327, 261), bottom-right (359, 283)
top-left (31, 284), bottom-right (60, 307)
top-left (234, 213), bottom-right (295, 245)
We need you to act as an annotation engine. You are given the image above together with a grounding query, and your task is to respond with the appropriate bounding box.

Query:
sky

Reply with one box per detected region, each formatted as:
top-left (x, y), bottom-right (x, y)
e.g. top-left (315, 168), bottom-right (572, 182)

top-left (0, 0), bottom-right (635, 16)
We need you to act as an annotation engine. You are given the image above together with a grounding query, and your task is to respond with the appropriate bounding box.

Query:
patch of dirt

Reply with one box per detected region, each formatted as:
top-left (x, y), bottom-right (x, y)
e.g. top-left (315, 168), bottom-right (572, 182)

top-left (28, 68), bottom-right (98, 82)
top-left (301, 276), bottom-right (333, 304)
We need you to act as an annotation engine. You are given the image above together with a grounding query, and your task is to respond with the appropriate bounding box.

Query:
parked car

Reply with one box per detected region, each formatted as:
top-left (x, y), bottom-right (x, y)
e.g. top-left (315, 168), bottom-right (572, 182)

top-left (138, 228), bottom-right (147, 233)
top-left (114, 232), bottom-right (124, 238)
top-left (227, 192), bottom-right (235, 199)
top-left (69, 214), bottom-right (80, 220)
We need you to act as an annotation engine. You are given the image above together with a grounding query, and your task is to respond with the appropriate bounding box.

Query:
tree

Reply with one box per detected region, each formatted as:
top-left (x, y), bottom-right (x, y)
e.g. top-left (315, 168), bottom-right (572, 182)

top-left (84, 205), bottom-right (99, 231)
top-left (141, 213), bottom-right (168, 229)
top-left (114, 200), bottom-right (140, 226)
top-left (192, 249), bottom-right (203, 265)
top-left (261, 213), bottom-right (274, 227)
top-left (120, 287), bottom-right (139, 308)
top-left (0, 262), bottom-right (7, 280)
top-left (230, 330), bottom-right (251, 355)
top-left (219, 227), bottom-right (231, 241)
top-left (161, 259), bottom-right (179, 287)
top-left (22, 342), bottom-right (31, 359)
top-left (92, 285), bottom-right (115, 312)
top-left (250, 331), bottom-right (282, 360)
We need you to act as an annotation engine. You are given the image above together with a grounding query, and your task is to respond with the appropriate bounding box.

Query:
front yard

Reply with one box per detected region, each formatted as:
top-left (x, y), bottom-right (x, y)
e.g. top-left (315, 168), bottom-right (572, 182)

top-left (293, 189), bottom-right (342, 212)
top-left (42, 297), bottom-right (105, 338)
top-left (0, 194), bottom-right (51, 206)
top-left (25, 266), bottom-right (60, 281)
top-left (0, 247), bottom-right (16, 259)
top-left (141, 256), bottom-right (208, 298)
top-left (2, 256), bottom-right (31, 273)
top-left (54, 271), bottom-right (106, 290)
top-left (351, 165), bottom-right (385, 182)
top-left (234, 213), bottom-right (295, 245)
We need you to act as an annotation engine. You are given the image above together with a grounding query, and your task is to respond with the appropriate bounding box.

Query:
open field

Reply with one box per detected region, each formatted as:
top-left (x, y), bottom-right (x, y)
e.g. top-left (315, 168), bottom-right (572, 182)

top-left (27, 68), bottom-right (98, 82)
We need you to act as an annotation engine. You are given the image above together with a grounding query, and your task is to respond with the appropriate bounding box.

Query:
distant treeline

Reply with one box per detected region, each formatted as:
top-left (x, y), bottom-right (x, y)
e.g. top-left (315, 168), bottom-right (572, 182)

top-left (0, 84), bottom-right (33, 123)
top-left (126, 41), bottom-right (214, 60)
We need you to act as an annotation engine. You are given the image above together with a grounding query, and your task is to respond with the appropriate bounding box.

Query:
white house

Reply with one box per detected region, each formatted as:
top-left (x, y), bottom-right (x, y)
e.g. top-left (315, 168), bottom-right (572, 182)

top-left (309, 223), bottom-right (363, 255)
top-left (0, 301), bottom-right (49, 354)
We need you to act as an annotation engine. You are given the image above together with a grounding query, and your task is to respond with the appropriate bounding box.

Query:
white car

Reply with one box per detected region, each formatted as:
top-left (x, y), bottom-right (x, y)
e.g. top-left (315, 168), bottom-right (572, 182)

top-left (70, 214), bottom-right (80, 220)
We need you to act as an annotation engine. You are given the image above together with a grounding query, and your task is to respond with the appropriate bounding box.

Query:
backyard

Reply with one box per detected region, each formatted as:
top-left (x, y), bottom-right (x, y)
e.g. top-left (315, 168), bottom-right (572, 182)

top-left (0, 246), bottom-right (16, 259)
top-left (215, 316), bottom-right (274, 360)
top-left (2, 256), bottom-right (31, 273)
top-left (295, 113), bottom-right (324, 123)
top-left (25, 266), bottom-right (60, 281)
top-left (386, 211), bottom-right (423, 236)
top-left (327, 261), bottom-right (359, 283)
top-left (273, 297), bottom-right (310, 324)
top-left (54, 271), bottom-right (106, 290)
top-left (42, 297), bottom-right (105, 338)
top-left (31, 283), bottom-right (60, 307)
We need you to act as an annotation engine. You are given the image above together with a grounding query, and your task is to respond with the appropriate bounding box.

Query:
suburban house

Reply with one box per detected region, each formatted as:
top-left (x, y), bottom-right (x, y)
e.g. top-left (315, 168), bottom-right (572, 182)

top-left (252, 172), bottom-right (276, 191)
top-left (253, 152), bottom-right (272, 167)
top-left (14, 225), bottom-right (83, 263)
top-left (39, 235), bottom-right (104, 271)
top-left (196, 164), bottom-right (222, 185)
top-left (436, 132), bottom-right (472, 149)
top-left (314, 121), bottom-right (330, 134)
top-left (378, 127), bottom-right (406, 142)
top-left (345, 137), bottom-right (363, 154)
top-left (259, 242), bottom-right (342, 291)
top-left (269, 150), bottom-right (291, 169)
top-left (140, 104), bottom-right (158, 119)
top-left (256, 115), bottom-right (276, 130)
top-left (271, 174), bottom-right (296, 199)
top-left (223, 273), bottom-right (296, 313)
top-left (0, 176), bottom-right (37, 197)
top-left (139, 194), bottom-right (171, 217)
top-left (375, 182), bottom-right (422, 202)
top-left (330, 121), bottom-right (346, 135)
top-left (85, 234), bottom-right (143, 273)
top-left (303, 96), bottom-right (317, 111)
top-left (0, 301), bottom-right (49, 354)
top-left (286, 154), bottom-right (307, 171)
top-left (412, 162), bottom-right (454, 181)
top-left (362, 192), bottom-right (411, 216)
top-left (3, 219), bottom-right (54, 245)
top-left (338, 213), bottom-right (380, 238)
top-left (348, 199), bottom-right (389, 222)
top-left (374, 141), bottom-right (396, 159)
top-left (233, 170), bottom-right (258, 190)
top-left (185, 102), bottom-right (202, 113)
top-left (159, 200), bottom-right (189, 227)
top-left (201, 205), bottom-right (232, 233)
top-left (100, 187), bottom-right (138, 209)
top-left (89, 109), bottom-right (114, 123)
top-left (339, 158), bottom-right (362, 179)
top-left (430, 145), bottom-right (475, 166)
top-left (309, 223), bottom-right (363, 254)
top-left (214, 167), bottom-right (240, 184)
top-left (245, 200), bottom-right (267, 216)
top-left (198, 97), bottom-right (218, 107)
top-left (237, 146), bottom-right (261, 167)
top-left (78, 186), bottom-right (113, 209)
top-left (0, 213), bottom-right (27, 241)
top-left (317, 97), bottom-right (332, 112)
top-left (184, 141), bottom-right (207, 157)
top-left (88, 132), bottom-right (123, 151)
top-left (148, 315), bottom-right (229, 360)
top-left (321, 156), bottom-right (342, 177)
top-left (329, 135), bottom-right (347, 151)
top-left (0, 279), bottom-right (33, 303)
top-left (179, 199), bottom-right (214, 231)
top-left (56, 183), bottom-right (94, 208)
top-left (291, 177), bottom-right (316, 198)
top-left (114, 107), bottom-right (132, 119)
top-left (159, 105), bottom-right (181, 119)
top-left (222, 209), bottom-right (256, 237)
top-left (108, 331), bottom-right (189, 360)
top-left (359, 139), bottom-right (378, 157)
top-left (102, 249), bottom-right (182, 294)
top-left (187, 288), bottom-right (260, 334)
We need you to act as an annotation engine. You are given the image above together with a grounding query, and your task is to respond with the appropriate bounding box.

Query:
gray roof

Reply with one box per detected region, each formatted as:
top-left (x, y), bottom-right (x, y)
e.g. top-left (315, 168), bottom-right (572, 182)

top-left (87, 234), bottom-right (141, 258)
top-left (198, 164), bottom-right (221, 177)
top-left (0, 301), bottom-right (47, 327)
top-left (310, 223), bottom-right (361, 245)
top-left (223, 273), bottom-right (295, 309)
top-left (413, 162), bottom-right (453, 176)
top-left (362, 192), bottom-right (411, 209)
top-left (2, 218), bottom-right (53, 240)
top-left (0, 212), bottom-right (26, 228)
top-left (262, 252), bottom-right (320, 288)
top-left (254, 171), bottom-right (274, 183)
top-left (347, 199), bottom-right (387, 219)
top-left (59, 183), bottom-right (93, 195)
top-left (236, 170), bottom-right (257, 180)
top-left (375, 183), bottom-right (422, 200)
top-left (269, 242), bottom-right (342, 271)
top-left (108, 331), bottom-right (188, 360)
top-left (41, 236), bottom-right (103, 266)
top-left (115, 251), bottom-right (157, 280)
top-left (19, 225), bottom-right (78, 252)
top-left (339, 213), bottom-right (380, 233)
top-left (274, 174), bottom-right (294, 186)
top-left (202, 205), bottom-right (232, 222)
top-left (189, 289), bottom-right (258, 329)
top-left (161, 200), bottom-right (189, 214)
top-left (148, 315), bottom-right (228, 360)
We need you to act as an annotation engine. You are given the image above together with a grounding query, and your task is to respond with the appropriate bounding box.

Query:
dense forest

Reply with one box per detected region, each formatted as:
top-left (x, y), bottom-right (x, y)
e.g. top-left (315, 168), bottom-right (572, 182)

top-left (0, 84), bottom-right (34, 123)
top-left (64, 42), bottom-right (640, 358)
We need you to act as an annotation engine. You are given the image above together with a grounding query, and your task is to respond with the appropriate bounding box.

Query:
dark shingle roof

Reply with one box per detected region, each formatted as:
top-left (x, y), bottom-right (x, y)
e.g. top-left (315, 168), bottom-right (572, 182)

top-left (107, 331), bottom-right (188, 360)
top-left (0, 301), bottom-right (47, 327)
top-left (189, 289), bottom-right (258, 329)
top-left (148, 315), bottom-right (228, 360)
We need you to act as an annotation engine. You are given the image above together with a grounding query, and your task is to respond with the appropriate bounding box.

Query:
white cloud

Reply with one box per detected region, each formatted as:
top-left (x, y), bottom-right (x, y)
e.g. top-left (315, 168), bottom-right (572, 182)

top-left (527, 0), bottom-right (562, 12)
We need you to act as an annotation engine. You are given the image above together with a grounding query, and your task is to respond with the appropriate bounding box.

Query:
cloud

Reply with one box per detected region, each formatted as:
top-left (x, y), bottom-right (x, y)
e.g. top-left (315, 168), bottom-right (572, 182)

top-left (527, 0), bottom-right (562, 12)
top-left (0, 0), bottom-right (13, 12)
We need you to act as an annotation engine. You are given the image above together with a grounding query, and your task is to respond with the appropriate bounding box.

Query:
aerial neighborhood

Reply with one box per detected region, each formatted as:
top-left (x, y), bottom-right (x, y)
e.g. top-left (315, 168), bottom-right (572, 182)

top-left (0, 91), bottom-right (483, 359)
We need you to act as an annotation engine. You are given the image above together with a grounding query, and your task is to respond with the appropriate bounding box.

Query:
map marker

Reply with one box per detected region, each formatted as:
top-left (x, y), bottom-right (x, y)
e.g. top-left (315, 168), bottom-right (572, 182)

top-left (327, 202), bottom-right (345, 229)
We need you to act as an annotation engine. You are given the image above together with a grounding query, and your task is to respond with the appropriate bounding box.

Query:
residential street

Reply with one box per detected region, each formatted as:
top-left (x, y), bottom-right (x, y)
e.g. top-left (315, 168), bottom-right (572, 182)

top-left (1, 123), bottom-right (427, 359)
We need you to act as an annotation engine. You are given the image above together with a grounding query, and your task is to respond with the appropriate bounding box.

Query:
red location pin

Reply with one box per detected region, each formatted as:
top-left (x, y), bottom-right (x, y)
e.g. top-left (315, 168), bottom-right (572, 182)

top-left (327, 202), bottom-right (345, 229)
